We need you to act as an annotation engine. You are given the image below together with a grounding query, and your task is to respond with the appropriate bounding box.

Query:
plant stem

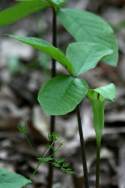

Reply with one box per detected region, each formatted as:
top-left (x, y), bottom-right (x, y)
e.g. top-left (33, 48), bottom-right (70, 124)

top-left (47, 7), bottom-right (57, 188)
top-left (76, 106), bottom-right (89, 188)
top-left (51, 8), bottom-right (57, 78)
top-left (96, 144), bottom-right (101, 188)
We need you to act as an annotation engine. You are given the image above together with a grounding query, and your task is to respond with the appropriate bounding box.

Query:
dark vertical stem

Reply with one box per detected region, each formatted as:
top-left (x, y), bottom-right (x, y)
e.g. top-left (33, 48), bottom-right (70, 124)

top-left (47, 7), bottom-right (57, 188)
top-left (76, 106), bottom-right (89, 188)
top-left (51, 8), bottom-right (57, 77)
top-left (96, 144), bottom-right (101, 188)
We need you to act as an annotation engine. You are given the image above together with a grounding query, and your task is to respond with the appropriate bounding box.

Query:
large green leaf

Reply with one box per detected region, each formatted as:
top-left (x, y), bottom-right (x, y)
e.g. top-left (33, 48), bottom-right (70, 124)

top-left (38, 75), bottom-right (88, 115)
top-left (10, 35), bottom-right (73, 73)
top-left (0, 0), bottom-right (49, 26)
top-left (58, 8), bottom-right (118, 66)
top-left (0, 168), bottom-right (31, 188)
top-left (66, 42), bottom-right (113, 76)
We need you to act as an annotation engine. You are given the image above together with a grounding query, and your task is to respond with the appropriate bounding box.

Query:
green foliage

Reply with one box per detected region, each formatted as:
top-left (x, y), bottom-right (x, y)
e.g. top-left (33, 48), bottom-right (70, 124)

top-left (48, 132), bottom-right (60, 142)
top-left (38, 156), bottom-right (74, 174)
top-left (36, 133), bottom-right (74, 175)
top-left (0, 168), bottom-right (31, 188)
top-left (66, 42), bottom-right (113, 76)
top-left (94, 83), bottom-right (116, 101)
top-left (8, 6), bottom-right (118, 118)
top-left (10, 35), bottom-right (73, 74)
top-left (52, 158), bottom-right (74, 174)
top-left (0, 0), bottom-right (49, 26)
top-left (10, 35), bottom-right (115, 77)
top-left (38, 75), bottom-right (88, 115)
top-left (48, 0), bottom-right (66, 9)
top-left (38, 156), bottom-right (53, 164)
top-left (58, 8), bottom-right (118, 66)
top-left (87, 83), bottom-right (116, 145)
top-left (0, 1), bottom-right (119, 187)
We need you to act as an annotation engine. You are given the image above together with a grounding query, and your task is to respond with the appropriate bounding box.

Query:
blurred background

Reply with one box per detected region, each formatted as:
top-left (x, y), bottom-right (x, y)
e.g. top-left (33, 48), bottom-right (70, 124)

top-left (0, 0), bottom-right (125, 188)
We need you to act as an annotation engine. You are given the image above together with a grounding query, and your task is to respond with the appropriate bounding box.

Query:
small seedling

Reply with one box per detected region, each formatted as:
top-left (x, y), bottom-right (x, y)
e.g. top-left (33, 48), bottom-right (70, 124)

top-left (33, 132), bottom-right (74, 175)
top-left (18, 127), bottom-right (74, 176)
top-left (18, 121), bottom-right (35, 150)
top-left (0, 1), bottom-right (118, 188)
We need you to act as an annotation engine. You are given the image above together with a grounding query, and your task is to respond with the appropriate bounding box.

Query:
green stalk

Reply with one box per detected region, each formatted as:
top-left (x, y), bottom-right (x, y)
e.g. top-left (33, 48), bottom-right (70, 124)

top-left (91, 96), bottom-right (104, 188)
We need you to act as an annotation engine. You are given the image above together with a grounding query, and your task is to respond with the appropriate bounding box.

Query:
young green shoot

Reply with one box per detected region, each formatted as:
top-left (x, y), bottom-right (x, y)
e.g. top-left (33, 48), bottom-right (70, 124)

top-left (87, 84), bottom-right (116, 188)
top-left (33, 132), bottom-right (74, 176)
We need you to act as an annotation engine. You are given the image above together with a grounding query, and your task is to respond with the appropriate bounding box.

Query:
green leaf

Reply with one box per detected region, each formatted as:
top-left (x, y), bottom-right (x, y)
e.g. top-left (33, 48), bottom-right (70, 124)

top-left (94, 83), bottom-right (116, 101)
top-left (48, 132), bottom-right (60, 142)
top-left (0, 168), bottom-right (31, 188)
top-left (0, 0), bottom-right (49, 26)
top-left (58, 8), bottom-right (118, 66)
top-left (10, 35), bottom-right (73, 74)
top-left (52, 162), bottom-right (61, 168)
top-left (66, 42), bottom-right (113, 76)
top-left (51, 158), bottom-right (74, 174)
top-left (48, 0), bottom-right (65, 8)
top-left (38, 75), bottom-right (88, 115)
top-left (38, 156), bottom-right (53, 164)
top-left (51, 0), bottom-right (65, 5)
top-left (55, 158), bottom-right (65, 164)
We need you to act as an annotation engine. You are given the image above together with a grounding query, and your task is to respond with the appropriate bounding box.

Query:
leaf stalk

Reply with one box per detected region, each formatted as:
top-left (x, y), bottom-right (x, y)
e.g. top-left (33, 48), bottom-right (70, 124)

top-left (76, 106), bottom-right (89, 188)
top-left (96, 144), bottom-right (101, 188)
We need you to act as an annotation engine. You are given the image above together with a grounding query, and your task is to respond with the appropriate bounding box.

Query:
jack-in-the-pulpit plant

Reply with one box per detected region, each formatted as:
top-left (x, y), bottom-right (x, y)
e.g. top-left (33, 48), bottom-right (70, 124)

top-left (0, 0), bottom-right (118, 188)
